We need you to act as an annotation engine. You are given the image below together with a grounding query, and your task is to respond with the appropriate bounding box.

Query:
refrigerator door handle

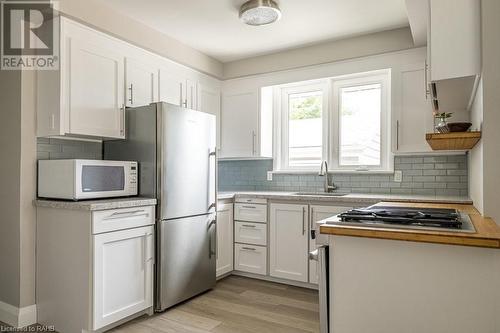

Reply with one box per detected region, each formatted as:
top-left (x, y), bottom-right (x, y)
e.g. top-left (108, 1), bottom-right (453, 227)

top-left (208, 218), bottom-right (217, 258)
top-left (208, 149), bottom-right (217, 213)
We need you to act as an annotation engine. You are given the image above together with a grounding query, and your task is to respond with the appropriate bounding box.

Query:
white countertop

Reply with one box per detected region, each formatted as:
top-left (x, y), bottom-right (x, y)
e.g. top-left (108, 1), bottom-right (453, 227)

top-left (34, 197), bottom-right (157, 211)
top-left (217, 191), bottom-right (473, 205)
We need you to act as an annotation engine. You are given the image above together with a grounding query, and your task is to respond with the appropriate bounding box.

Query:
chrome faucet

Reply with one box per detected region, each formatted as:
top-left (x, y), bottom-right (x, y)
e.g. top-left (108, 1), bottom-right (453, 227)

top-left (319, 161), bottom-right (336, 193)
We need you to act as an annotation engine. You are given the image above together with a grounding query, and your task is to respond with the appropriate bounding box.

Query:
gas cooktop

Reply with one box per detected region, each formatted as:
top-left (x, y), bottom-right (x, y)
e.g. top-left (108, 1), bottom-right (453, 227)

top-left (331, 206), bottom-right (475, 233)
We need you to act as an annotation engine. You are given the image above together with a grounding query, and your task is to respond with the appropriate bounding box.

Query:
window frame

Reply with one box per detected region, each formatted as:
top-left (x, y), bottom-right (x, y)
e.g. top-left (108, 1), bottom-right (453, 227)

top-left (274, 80), bottom-right (329, 171)
top-left (272, 70), bottom-right (393, 173)
top-left (330, 71), bottom-right (392, 172)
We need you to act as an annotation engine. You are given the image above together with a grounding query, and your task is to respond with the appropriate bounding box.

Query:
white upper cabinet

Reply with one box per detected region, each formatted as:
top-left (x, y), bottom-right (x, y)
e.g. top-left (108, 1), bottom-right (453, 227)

top-left (198, 82), bottom-right (221, 148)
top-left (184, 79), bottom-right (198, 110)
top-left (125, 56), bottom-right (159, 107)
top-left (37, 17), bottom-right (221, 140)
top-left (38, 17), bottom-right (126, 139)
top-left (270, 203), bottom-right (309, 282)
top-left (428, 0), bottom-right (481, 82)
top-left (159, 68), bottom-right (184, 106)
top-left (220, 90), bottom-right (260, 158)
top-left (394, 63), bottom-right (434, 153)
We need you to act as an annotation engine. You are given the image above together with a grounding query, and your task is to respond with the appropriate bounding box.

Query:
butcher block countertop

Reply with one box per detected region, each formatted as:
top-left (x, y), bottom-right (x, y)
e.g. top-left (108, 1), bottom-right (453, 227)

top-left (320, 202), bottom-right (500, 249)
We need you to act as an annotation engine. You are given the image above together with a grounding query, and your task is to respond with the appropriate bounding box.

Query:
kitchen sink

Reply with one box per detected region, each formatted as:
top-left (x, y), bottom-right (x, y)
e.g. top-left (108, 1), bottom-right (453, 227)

top-left (293, 192), bottom-right (348, 197)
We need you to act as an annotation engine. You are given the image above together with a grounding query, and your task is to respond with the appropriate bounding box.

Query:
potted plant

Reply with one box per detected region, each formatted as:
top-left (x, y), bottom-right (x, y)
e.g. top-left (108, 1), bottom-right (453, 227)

top-left (434, 112), bottom-right (453, 133)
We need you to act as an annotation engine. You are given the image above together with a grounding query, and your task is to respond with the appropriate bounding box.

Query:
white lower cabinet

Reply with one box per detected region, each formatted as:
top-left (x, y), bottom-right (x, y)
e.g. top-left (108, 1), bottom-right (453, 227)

top-left (36, 204), bottom-right (155, 333)
top-left (309, 205), bottom-right (352, 284)
top-left (270, 203), bottom-right (309, 282)
top-left (234, 243), bottom-right (267, 275)
top-left (235, 221), bottom-right (267, 246)
top-left (216, 203), bottom-right (234, 277)
top-left (93, 226), bottom-right (154, 329)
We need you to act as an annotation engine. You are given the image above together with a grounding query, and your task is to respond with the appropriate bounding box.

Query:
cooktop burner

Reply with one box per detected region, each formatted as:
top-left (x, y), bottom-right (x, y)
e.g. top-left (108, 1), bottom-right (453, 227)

top-left (335, 206), bottom-right (475, 233)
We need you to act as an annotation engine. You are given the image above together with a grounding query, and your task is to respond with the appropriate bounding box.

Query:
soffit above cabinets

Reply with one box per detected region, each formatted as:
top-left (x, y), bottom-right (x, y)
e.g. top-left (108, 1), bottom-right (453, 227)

top-left (94, 0), bottom-right (410, 62)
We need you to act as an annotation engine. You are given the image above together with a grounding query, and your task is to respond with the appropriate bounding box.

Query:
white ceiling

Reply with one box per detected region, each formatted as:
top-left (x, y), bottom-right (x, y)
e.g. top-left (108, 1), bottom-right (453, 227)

top-left (96, 0), bottom-right (410, 63)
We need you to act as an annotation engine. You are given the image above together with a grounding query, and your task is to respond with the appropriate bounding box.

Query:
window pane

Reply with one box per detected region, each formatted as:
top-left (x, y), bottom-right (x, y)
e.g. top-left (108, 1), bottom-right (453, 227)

top-left (288, 91), bottom-right (323, 167)
top-left (339, 83), bottom-right (381, 166)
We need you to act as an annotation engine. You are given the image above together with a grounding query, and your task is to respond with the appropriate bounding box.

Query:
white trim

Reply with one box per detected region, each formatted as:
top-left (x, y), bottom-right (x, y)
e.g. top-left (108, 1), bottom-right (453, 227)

top-left (276, 80), bottom-right (329, 171)
top-left (18, 305), bottom-right (37, 328)
top-left (0, 301), bottom-right (37, 328)
top-left (330, 69), bottom-right (392, 172)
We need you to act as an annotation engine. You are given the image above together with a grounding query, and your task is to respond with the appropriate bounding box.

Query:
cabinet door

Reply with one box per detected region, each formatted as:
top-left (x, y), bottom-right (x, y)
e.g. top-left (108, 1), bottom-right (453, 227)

top-left (309, 205), bottom-right (352, 284)
top-left (429, 0), bottom-right (480, 81)
top-left (220, 91), bottom-right (259, 158)
top-left (159, 69), bottom-right (184, 106)
top-left (395, 64), bottom-right (434, 153)
top-left (66, 36), bottom-right (125, 138)
top-left (185, 79), bottom-right (198, 110)
top-left (216, 203), bottom-right (233, 277)
top-left (270, 203), bottom-right (308, 282)
top-left (125, 57), bottom-right (159, 107)
top-left (93, 226), bottom-right (153, 329)
top-left (234, 243), bottom-right (267, 275)
top-left (198, 83), bottom-right (221, 148)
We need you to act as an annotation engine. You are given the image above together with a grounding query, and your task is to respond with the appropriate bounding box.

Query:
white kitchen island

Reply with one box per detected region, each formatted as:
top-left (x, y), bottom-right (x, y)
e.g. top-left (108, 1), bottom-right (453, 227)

top-left (320, 202), bottom-right (500, 333)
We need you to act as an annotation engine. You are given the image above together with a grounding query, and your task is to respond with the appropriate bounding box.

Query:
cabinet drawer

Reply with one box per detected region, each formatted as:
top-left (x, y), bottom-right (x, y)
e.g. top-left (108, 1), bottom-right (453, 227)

top-left (235, 222), bottom-right (267, 246)
top-left (235, 197), bottom-right (267, 204)
top-left (234, 243), bottom-right (267, 275)
top-left (93, 206), bottom-right (154, 234)
top-left (234, 203), bottom-right (267, 223)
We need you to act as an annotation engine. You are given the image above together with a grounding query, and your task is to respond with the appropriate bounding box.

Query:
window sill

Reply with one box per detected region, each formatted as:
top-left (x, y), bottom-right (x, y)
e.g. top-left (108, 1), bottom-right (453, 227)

top-left (272, 169), bottom-right (395, 175)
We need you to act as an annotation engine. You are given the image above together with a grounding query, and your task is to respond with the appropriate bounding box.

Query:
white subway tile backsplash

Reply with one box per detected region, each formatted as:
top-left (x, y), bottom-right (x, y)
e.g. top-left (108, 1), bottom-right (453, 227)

top-left (36, 138), bottom-right (102, 160)
top-left (218, 154), bottom-right (469, 196)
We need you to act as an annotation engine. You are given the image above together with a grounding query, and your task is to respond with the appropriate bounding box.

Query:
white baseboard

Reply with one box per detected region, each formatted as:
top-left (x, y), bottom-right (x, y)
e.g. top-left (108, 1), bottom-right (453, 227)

top-left (0, 301), bottom-right (37, 328)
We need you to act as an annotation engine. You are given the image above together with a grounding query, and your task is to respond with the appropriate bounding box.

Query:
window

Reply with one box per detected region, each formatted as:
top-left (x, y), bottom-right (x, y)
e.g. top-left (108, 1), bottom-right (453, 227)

top-left (272, 70), bottom-right (391, 172)
top-left (276, 82), bottom-right (328, 170)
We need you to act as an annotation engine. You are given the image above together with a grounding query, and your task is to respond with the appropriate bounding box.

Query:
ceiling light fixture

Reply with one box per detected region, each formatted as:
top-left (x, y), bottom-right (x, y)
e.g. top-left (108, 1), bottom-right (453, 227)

top-left (239, 0), bottom-right (281, 26)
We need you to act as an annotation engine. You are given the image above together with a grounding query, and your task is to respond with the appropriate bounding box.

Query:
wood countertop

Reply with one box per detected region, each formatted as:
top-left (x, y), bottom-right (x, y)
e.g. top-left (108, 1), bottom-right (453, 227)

top-left (319, 202), bottom-right (500, 249)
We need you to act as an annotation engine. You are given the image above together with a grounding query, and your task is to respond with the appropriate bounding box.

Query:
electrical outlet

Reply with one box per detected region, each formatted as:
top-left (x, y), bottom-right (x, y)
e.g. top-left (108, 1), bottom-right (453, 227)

top-left (394, 170), bottom-right (403, 182)
top-left (267, 171), bottom-right (273, 181)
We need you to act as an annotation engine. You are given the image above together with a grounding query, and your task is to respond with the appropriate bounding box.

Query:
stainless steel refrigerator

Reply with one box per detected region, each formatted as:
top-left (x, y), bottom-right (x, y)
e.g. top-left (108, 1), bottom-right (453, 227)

top-left (104, 102), bottom-right (217, 312)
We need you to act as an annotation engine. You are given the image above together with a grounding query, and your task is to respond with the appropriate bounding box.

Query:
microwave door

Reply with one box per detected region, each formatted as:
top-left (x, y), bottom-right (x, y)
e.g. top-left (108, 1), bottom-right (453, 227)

top-left (157, 103), bottom-right (216, 220)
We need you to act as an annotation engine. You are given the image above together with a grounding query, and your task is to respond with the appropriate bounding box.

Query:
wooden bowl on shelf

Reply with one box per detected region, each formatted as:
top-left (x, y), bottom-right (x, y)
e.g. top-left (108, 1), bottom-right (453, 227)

top-left (447, 122), bottom-right (472, 132)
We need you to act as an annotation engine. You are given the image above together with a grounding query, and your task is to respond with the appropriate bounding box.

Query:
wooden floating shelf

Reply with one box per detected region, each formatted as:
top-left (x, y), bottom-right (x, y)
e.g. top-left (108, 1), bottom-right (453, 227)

top-left (425, 131), bottom-right (482, 150)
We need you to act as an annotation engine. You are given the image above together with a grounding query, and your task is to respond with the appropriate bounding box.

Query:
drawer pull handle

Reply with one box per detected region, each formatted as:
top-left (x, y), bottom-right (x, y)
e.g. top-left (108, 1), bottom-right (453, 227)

top-left (110, 210), bottom-right (145, 216)
top-left (242, 224), bottom-right (256, 228)
top-left (103, 210), bottom-right (148, 221)
top-left (242, 247), bottom-right (256, 251)
top-left (241, 205), bottom-right (256, 209)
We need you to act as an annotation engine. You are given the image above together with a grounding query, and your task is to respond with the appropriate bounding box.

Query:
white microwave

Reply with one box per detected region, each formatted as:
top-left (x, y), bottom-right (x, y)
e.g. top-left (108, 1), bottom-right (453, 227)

top-left (38, 159), bottom-right (138, 200)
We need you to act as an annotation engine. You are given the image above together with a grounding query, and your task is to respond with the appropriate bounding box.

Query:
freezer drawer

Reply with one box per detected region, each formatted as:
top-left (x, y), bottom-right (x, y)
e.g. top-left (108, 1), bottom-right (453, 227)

top-left (234, 243), bottom-right (267, 275)
top-left (234, 203), bottom-right (267, 223)
top-left (156, 214), bottom-right (216, 311)
top-left (235, 221), bottom-right (267, 246)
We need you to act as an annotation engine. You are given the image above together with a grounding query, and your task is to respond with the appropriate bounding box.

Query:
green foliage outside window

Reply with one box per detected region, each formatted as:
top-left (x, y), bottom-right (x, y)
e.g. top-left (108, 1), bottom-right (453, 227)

top-left (290, 95), bottom-right (322, 120)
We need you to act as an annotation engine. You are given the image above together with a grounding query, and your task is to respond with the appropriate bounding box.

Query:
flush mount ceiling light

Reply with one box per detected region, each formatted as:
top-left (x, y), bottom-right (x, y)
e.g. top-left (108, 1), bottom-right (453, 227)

top-left (239, 0), bottom-right (281, 26)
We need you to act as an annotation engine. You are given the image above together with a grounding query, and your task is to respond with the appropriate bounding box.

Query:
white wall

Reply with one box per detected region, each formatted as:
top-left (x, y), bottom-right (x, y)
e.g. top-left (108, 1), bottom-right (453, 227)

top-left (223, 47), bottom-right (427, 92)
top-left (223, 27), bottom-right (414, 79)
top-left (0, 70), bottom-right (22, 309)
top-left (481, 0), bottom-right (500, 223)
top-left (469, 79), bottom-right (483, 214)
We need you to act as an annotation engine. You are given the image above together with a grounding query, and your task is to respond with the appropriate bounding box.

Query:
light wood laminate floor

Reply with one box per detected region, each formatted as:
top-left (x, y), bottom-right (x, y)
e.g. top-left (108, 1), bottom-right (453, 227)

top-left (112, 276), bottom-right (320, 333)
